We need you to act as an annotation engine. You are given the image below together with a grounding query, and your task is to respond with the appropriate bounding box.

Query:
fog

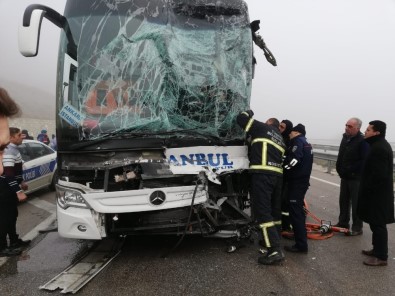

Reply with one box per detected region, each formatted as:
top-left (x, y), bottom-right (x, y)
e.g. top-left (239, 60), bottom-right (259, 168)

top-left (0, 0), bottom-right (394, 142)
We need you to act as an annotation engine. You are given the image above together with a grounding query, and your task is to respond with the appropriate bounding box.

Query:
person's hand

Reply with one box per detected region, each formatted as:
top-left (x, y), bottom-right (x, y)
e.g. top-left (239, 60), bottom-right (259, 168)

top-left (17, 191), bottom-right (27, 202)
top-left (21, 181), bottom-right (28, 191)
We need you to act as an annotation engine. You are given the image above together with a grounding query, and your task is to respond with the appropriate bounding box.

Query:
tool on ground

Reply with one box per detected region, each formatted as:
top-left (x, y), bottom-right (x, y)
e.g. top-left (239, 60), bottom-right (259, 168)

top-left (282, 200), bottom-right (349, 240)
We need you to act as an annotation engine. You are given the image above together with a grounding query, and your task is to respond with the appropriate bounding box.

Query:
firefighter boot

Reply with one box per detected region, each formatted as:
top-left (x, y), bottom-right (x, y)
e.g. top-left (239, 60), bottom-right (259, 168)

top-left (258, 248), bottom-right (284, 265)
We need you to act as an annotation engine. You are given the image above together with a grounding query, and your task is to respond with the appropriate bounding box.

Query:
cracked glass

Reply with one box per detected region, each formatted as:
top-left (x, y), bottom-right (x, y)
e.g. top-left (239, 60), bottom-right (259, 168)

top-left (57, 0), bottom-right (253, 142)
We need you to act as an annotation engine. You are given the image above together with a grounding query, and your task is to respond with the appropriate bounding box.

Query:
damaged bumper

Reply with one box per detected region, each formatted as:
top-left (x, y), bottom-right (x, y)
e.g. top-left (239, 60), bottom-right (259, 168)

top-left (56, 180), bottom-right (207, 239)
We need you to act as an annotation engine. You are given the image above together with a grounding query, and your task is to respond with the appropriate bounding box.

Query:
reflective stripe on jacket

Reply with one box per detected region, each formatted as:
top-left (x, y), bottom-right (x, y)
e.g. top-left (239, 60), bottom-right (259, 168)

top-left (237, 113), bottom-right (285, 175)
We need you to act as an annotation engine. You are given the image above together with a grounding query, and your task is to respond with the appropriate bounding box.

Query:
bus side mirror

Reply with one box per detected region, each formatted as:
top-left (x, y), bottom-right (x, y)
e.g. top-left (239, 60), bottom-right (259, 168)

top-left (18, 9), bottom-right (45, 57)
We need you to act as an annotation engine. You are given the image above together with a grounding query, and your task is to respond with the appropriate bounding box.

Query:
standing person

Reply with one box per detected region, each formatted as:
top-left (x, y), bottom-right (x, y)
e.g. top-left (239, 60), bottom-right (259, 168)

top-left (50, 134), bottom-right (57, 150)
top-left (0, 88), bottom-right (20, 175)
top-left (21, 129), bottom-right (33, 140)
top-left (37, 129), bottom-right (50, 145)
top-left (2, 127), bottom-right (31, 253)
top-left (283, 124), bottom-right (313, 253)
top-left (335, 118), bottom-right (369, 235)
top-left (0, 88), bottom-right (23, 257)
top-left (358, 120), bottom-right (394, 266)
top-left (237, 110), bottom-right (286, 265)
top-left (279, 120), bottom-right (293, 147)
top-left (279, 119), bottom-right (293, 233)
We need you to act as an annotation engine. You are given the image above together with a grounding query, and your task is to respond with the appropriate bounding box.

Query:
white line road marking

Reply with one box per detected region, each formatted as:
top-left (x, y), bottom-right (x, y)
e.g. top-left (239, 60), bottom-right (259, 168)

top-left (22, 213), bottom-right (57, 242)
top-left (1, 200), bottom-right (57, 268)
top-left (310, 175), bottom-right (340, 188)
top-left (27, 198), bottom-right (56, 213)
top-left (22, 199), bottom-right (57, 241)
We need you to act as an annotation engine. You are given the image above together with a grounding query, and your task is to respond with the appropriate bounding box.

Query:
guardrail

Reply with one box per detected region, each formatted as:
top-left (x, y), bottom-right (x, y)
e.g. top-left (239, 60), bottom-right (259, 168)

top-left (312, 144), bottom-right (339, 152)
top-left (312, 145), bottom-right (395, 174)
top-left (313, 151), bottom-right (338, 174)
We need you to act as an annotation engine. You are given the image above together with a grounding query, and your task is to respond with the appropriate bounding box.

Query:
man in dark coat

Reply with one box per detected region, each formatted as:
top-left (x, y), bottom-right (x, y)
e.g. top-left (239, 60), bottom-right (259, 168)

top-left (357, 120), bottom-right (394, 266)
top-left (335, 117), bottom-right (369, 235)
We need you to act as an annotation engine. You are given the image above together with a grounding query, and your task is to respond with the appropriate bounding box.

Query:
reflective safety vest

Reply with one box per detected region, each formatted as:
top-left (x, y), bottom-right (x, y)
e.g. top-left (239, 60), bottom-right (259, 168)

top-left (237, 112), bottom-right (285, 175)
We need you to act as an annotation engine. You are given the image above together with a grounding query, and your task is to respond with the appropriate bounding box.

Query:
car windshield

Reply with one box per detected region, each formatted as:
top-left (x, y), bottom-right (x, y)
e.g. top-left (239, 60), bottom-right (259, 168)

top-left (57, 0), bottom-right (252, 141)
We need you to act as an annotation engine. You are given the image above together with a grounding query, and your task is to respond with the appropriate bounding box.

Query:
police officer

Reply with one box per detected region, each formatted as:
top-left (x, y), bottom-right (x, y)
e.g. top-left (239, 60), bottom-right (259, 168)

top-left (237, 110), bottom-right (286, 265)
top-left (283, 124), bottom-right (313, 253)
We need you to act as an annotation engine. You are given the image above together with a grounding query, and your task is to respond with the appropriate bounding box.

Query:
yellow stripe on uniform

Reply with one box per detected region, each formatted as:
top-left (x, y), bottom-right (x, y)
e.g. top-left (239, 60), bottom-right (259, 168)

top-left (250, 138), bottom-right (285, 173)
top-left (251, 138), bottom-right (285, 153)
top-left (259, 221), bottom-right (275, 248)
top-left (274, 220), bottom-right (282, 226)
top-left (245, 118), bottom-right (254, 132)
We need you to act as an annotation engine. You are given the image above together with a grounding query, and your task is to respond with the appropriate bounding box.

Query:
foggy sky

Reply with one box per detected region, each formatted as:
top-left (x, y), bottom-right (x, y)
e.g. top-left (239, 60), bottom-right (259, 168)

top-left (0, 0), bottom-right (394, 142)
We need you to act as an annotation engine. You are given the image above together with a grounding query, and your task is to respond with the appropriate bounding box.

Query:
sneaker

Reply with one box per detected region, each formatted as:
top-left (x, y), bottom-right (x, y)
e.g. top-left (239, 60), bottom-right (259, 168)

top-left (0, 248), bottom-right (22, 257)
top-left (9, 239), bottom-right (31, 249)
top-left (258, 251), bottom-right (284, 265)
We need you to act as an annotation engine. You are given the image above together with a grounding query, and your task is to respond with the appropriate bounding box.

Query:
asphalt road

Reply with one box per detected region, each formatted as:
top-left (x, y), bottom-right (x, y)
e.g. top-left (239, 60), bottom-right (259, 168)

top-left (1, 165), bottom-right (395, 296)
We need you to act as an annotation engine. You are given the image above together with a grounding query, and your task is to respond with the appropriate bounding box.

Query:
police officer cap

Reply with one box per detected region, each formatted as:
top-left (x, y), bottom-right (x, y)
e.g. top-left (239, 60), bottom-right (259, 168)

top-left (292, 124), bottom-right (306, 136)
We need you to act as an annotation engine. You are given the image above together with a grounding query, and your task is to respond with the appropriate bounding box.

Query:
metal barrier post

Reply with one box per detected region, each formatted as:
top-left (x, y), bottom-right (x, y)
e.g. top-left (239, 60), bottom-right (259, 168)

top-left (327, 160), bottom-right (333, 174)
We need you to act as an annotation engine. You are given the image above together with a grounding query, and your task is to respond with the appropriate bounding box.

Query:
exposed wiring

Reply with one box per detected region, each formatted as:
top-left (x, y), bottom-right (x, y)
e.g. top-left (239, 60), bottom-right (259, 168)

top-left (160, 176), bottom-right (202, 258)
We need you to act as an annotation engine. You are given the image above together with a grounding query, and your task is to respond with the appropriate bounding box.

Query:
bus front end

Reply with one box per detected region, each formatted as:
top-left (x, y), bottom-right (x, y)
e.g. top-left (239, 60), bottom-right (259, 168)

top-left (20, 0), bottom-right (254, 240)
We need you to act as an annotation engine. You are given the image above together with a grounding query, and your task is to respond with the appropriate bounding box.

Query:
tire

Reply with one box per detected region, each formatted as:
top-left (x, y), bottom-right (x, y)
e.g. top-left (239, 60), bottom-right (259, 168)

top-left (49, 169), bottom-right (58, 191)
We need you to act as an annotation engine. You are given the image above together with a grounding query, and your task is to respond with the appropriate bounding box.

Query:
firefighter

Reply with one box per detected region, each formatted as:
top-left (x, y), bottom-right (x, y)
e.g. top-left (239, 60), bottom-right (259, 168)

top-left (279, 119), bottom-right (294, 233)
top-left (283, 124), bottom-right (313, 253)
top-left (237, 110), bottom-right (286, 265)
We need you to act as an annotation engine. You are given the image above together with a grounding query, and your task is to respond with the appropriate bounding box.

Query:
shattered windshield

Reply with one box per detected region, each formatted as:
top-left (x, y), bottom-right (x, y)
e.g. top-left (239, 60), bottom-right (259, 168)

top-left (58, 0), bottom-right (253, 141)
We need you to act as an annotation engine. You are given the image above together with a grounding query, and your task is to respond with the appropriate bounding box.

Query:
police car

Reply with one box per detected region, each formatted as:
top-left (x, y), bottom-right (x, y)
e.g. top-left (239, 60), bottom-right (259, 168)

top-left (17, 140), bottom-right (57, 194)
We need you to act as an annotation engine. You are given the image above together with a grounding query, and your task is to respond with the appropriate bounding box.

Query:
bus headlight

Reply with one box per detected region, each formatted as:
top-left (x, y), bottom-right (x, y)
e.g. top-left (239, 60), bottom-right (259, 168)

top-left (56, 185), bottom-right (88, 209)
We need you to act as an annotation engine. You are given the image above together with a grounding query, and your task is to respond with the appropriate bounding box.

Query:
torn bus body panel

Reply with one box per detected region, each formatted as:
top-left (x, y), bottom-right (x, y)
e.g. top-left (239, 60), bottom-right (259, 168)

top-left (58, 145), bottom-right (251, 238)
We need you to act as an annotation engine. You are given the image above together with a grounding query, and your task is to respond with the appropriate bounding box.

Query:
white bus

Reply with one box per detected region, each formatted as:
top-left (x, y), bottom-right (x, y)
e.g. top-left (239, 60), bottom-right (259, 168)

top-left (19, 0), bottom-right (262, 240)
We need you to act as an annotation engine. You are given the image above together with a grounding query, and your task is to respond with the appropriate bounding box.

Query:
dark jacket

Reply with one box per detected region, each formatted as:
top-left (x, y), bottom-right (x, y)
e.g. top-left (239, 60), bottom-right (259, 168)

top-left (283, 135), bottom-right (313, 181)
top-left (281, 119), bottom-right (293, 148)
top-left (236, 112), bottom-right (285, 175)
top-left (336, 132), bottom-right (369, 179)
top-left (0, 176), bottom-right (18, 205)
top-left (357, 135), bottom-right (394, 225)
top-left (37, 133), bottom-right (50, 145)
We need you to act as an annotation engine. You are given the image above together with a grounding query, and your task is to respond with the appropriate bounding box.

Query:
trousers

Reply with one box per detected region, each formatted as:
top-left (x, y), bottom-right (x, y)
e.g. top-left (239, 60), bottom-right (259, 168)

top-left (288, 179), bottom-right (310, 251)
top-left (338, 178), bottom-right (363, 231)
top-left (250, 173), bottom-right (282, 250)
top-left (369, 224), bottom-right (388, 261)
top-left (0, 204), bottom-right (18, 248)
